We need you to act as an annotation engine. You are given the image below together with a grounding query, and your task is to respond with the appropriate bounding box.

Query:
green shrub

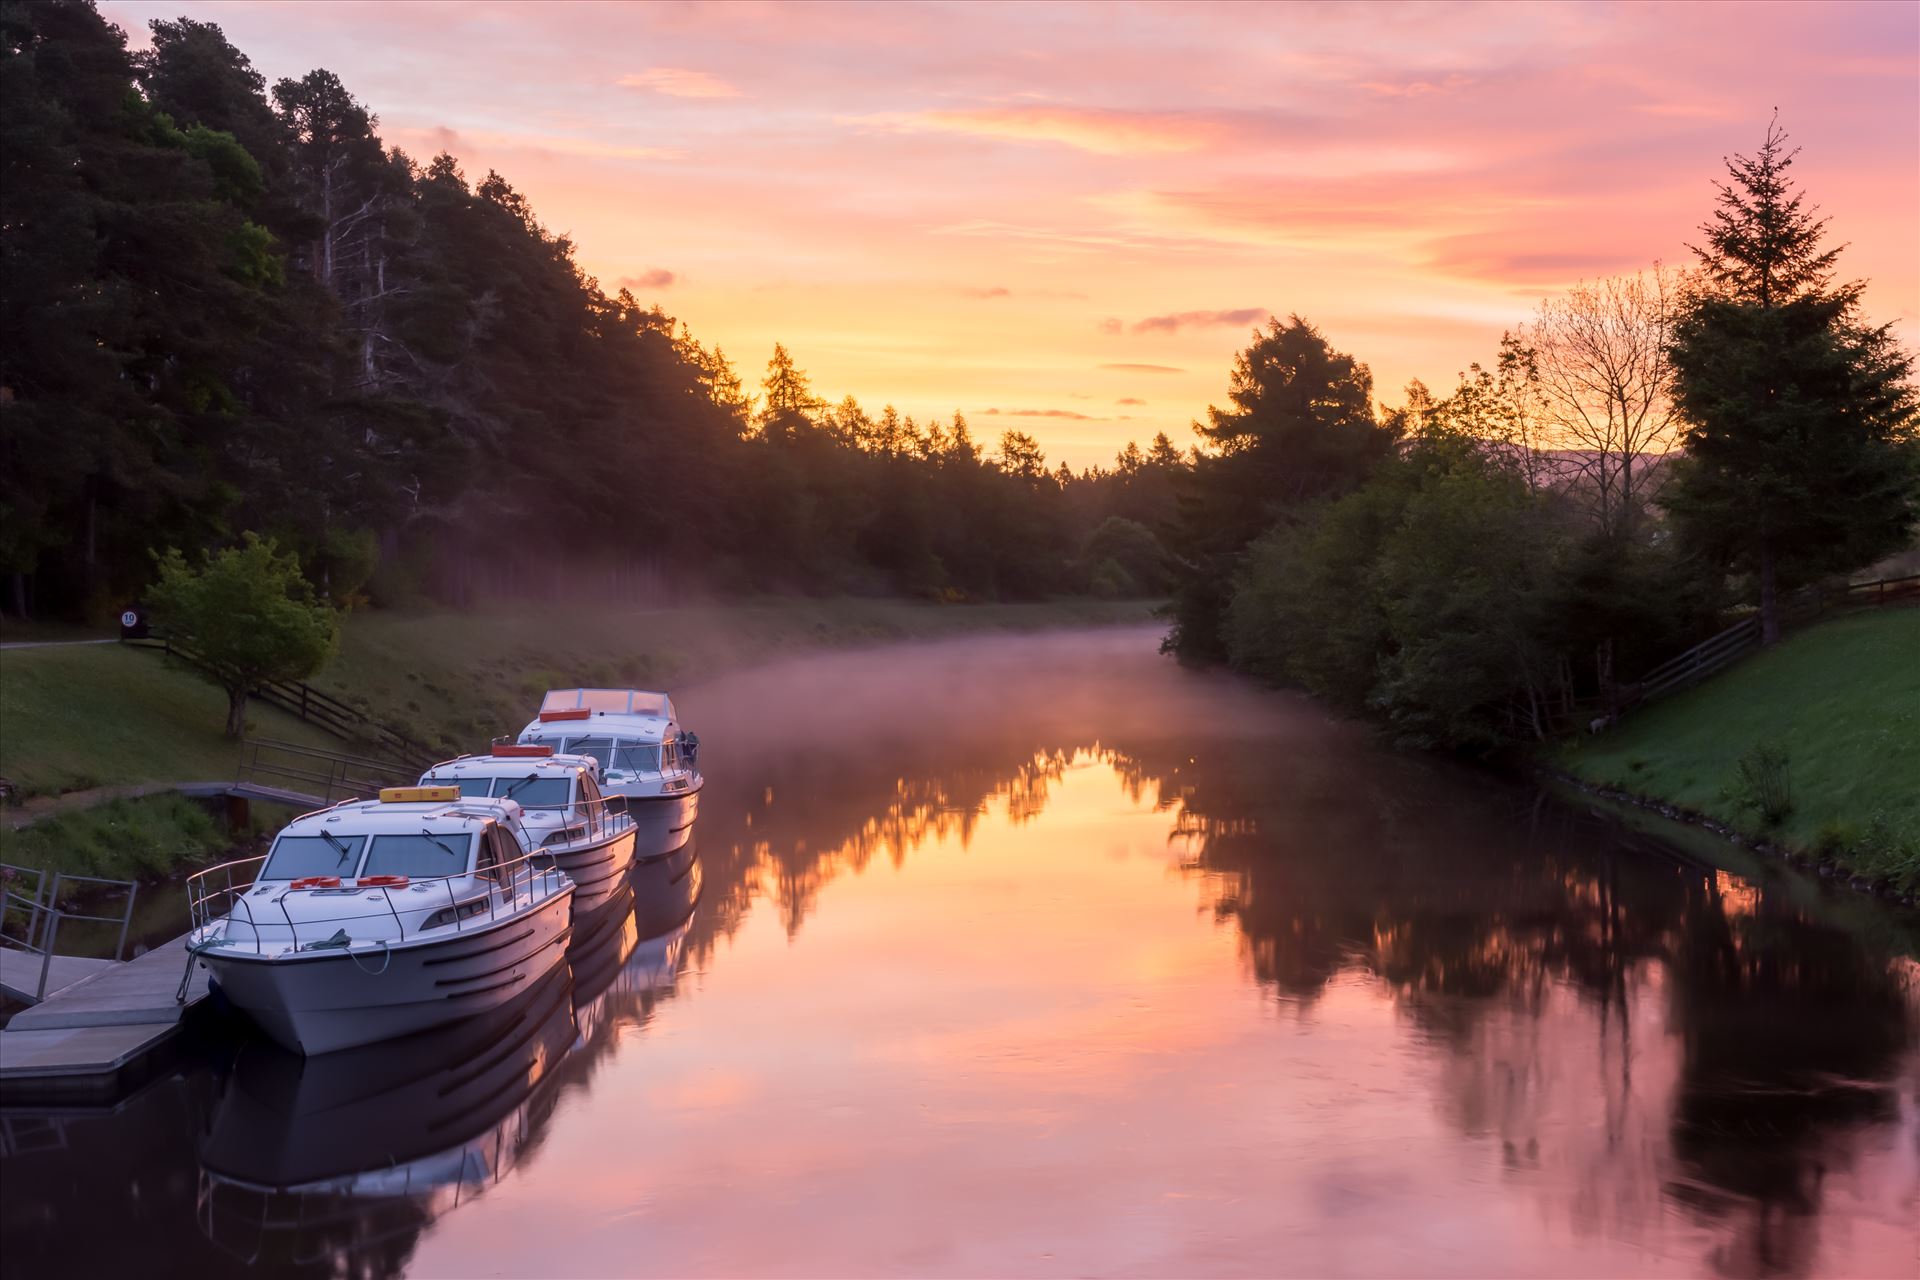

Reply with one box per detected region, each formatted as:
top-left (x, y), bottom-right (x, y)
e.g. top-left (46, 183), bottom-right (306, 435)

top-left (1725, 740), bottom-right (1792, 827)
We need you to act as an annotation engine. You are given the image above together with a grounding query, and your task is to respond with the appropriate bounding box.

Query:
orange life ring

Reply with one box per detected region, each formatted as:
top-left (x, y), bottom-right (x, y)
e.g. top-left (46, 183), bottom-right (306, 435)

top-left (357, 874), bottom-right (411, 888)
top-left (290, 876), bottom-right (342, 889)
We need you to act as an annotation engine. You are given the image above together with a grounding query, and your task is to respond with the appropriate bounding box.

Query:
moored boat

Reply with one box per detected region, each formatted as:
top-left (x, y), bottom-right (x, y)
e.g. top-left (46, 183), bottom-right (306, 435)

top-left (419, 745), bottom-right (638, 912)
top-left (185, 787), bottom-right (575, 1055)
top-left (514, 688), bottom-right (703, 858)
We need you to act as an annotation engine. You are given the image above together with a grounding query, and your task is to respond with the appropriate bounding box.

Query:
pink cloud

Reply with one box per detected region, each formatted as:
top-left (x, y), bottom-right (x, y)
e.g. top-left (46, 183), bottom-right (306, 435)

top-left (617, 67), bottom-right (741, 99)
top-left (1132, 308), bottom-right (1268, 333)
top-left (860, 106), bottom-right (1228, 155)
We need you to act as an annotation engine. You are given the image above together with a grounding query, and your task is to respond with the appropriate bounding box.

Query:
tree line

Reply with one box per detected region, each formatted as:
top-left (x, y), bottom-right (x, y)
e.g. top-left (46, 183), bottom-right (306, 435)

top-left (1167, 119), bottom-right (1918, 751)
top-left (0, 2), bottom-right (1188, 620)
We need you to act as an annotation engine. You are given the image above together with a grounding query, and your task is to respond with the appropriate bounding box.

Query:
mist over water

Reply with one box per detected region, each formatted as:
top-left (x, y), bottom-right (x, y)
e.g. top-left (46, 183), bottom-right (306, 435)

top-left (4, 627), bottom-right (1916, 1278)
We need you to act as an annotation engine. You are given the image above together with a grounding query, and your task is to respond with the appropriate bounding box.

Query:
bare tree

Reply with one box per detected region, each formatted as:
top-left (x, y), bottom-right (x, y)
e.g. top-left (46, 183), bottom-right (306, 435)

top-left (1528, 266), bottom-right (1684, 542)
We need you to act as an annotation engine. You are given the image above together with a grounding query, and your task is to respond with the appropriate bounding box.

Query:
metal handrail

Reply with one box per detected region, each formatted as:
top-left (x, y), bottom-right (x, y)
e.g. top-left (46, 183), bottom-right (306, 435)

top-left (186, 840), bottom-right (570, 959)
top-left (496, 794), bottom-right (633, 848)
top-left (0, 865), bottom-right (139, 1001)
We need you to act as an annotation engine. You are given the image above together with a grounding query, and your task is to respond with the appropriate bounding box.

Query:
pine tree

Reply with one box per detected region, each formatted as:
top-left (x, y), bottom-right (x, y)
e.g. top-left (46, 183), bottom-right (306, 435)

top-left (1664, 118), bottom-right (1919, 643)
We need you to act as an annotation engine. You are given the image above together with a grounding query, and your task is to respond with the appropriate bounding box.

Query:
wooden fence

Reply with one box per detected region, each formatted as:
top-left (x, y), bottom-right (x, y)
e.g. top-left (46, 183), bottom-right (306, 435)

top-left (1607, 573), bottom-right (1917, 721)
top-left (128, 636), bottom-right (438, 763)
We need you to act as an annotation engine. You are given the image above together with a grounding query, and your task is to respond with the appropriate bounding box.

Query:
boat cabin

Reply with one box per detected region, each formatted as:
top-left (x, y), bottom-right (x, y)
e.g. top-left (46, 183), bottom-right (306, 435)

top-left (418, 746), bottom-right (619, 847)
top-left (515, 688), bottom-right (698, 790)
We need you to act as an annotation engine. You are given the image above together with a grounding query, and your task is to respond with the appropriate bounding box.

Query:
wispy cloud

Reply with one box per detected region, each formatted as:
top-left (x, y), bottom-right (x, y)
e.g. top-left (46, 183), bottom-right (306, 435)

top-left (1117, 397), bottom-right (1146, 406)
top-left (618, 269), bottom-right (677, 291)
top-left (1131, 308), bottom-right (1267, 333)
top-left (979, 407), bottom-right (1097, 420)
top-left (963, 286), bottom-right (1012, 299)
top-left (618, 67), bottom-right (742, 99)
top-left (1100, 363), bottom-right (1186, 375)
top-left (856, 106), bottom-right (1224, 155)
top-left (401, 124), bottom-right (680, 163)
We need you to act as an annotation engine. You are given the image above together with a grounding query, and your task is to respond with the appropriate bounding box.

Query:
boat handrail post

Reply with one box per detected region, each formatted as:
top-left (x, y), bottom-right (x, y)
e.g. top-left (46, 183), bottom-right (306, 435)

top-left (379, 885), bottom-right (406, 943)
top-left (34, 910), bottom-right (60, 1000)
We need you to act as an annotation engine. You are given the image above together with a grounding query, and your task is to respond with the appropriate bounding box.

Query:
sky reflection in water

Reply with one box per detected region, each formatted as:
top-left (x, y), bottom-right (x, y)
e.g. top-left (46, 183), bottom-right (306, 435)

top-left (4, 628), bottom-right (1916, 1278)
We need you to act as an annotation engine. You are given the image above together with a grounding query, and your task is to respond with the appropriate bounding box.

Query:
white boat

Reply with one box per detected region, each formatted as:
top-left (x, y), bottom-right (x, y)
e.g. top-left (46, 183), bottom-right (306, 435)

top-left (418, 745), bottom-right (637, 912)
top-left (513, 688), bottom-right (703, 858)
top-left (185, 787), bottom-right (575, 1056)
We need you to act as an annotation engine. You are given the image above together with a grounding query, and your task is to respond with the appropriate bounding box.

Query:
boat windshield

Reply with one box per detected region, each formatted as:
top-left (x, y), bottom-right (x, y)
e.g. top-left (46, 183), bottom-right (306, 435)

top-left (611, 743), bottom-right (661, 773)
top-left (261, 833), bottom-right (366, 880)
top-left (562, 737), bottom-right (614, 770)
top-left (360, 832), bottom-right (473, 879)
top-left (492, 775), bottom-right (572, 808)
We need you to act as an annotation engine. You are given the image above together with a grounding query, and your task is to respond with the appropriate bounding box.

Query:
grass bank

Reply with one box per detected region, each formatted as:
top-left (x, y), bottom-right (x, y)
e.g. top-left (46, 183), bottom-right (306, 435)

top-left (2, 598), bottom-right (1159, 797)
top-left (0, 791), bottom-right (291, 884)
top-left (1554, 609), bottom-right (1920, 893)
top-left (0, 643), bottom-right (340, 799)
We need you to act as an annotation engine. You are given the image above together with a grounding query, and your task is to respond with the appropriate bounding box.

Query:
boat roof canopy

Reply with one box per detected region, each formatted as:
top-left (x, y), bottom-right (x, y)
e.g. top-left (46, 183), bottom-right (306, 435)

top-left (279, 795), bottom-right (524, 840)
top-left (540, 688), bottom-right (675, 720)
top-left (420, 754), bottom-right (595, 780)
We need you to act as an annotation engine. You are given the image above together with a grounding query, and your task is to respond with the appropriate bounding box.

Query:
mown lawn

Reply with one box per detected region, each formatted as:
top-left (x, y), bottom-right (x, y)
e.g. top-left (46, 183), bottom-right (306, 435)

top-left (0, 643), bottom-right (340, 798)
top-left (1555, 608), bottom-right (1920, 889)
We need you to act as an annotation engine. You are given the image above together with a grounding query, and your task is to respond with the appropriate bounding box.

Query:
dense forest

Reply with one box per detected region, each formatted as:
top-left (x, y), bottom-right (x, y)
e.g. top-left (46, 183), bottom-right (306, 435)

top-left (0, 1), bottom-right (1186, 618)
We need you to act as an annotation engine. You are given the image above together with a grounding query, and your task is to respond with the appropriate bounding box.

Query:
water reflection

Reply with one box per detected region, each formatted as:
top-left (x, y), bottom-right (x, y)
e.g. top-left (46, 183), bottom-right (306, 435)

top-left (2, 629), bottom-right (1915, 1278)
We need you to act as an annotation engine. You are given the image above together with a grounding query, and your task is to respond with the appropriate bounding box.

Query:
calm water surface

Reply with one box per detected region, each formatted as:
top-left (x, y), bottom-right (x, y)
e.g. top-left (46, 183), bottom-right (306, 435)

top-left (4, 628), bottom-right (1917, 1278)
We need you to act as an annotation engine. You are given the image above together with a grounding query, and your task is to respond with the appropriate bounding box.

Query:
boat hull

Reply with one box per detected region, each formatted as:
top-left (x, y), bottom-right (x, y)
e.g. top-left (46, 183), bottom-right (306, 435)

top-left (200, 888), bottom-right (576, 1056)
top-left (546, 824), bottom-right (637, 914)
top-left (620, 784), bottom-right (699, 858)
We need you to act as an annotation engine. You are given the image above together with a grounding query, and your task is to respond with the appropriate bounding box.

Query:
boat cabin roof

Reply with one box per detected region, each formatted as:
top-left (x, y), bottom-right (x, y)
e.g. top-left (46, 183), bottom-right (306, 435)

top-left (280, 795), bottom-right (524, 841)
top-left (421, 754), bottom-right (596, 781)
top-left (539, 688), bottom-right (676, 720)
top-left (518, 709), bottom-right (677, 744)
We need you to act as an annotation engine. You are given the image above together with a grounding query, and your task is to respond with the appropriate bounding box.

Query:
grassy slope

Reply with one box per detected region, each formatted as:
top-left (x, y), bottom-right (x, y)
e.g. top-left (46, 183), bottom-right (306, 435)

top-left (314, 597), bottom-right (1159, 756)
top-left (1555, 608), bottom-right (1920, 886)
top-left (0, 643), bottom-right (340, 798)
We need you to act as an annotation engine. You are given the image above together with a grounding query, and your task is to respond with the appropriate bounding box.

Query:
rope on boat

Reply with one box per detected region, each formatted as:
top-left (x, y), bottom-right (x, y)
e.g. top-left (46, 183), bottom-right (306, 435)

top-left (176, 935), bottom-right (224, 1004)
top-left (347, 939), bottom-right (393, 976)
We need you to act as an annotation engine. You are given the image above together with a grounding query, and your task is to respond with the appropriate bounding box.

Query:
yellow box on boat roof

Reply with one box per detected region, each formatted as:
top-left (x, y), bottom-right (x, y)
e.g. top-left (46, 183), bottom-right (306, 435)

top-left (378, 785), bottom-right (461, 804)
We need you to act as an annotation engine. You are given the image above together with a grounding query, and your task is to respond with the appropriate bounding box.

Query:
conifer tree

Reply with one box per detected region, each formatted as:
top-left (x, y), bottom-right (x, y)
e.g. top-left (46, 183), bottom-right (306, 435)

top-left (1665, 118), bottom-right (1918, 642)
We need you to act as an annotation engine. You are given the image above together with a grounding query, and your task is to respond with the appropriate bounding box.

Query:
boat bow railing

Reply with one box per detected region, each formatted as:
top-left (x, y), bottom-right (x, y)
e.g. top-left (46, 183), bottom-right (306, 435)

top-left (186, 845), bottom-right (571, 958)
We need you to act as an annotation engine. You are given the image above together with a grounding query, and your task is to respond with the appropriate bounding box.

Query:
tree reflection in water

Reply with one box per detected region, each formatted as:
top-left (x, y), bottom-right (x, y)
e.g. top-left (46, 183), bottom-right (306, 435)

top-left (1116, 736), bottom-right (1916, 1279)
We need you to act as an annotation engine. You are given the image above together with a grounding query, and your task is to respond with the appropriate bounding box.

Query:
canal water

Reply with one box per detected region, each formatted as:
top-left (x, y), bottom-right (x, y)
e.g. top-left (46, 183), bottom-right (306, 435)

top-left (3, 627), bottom-right (1916, 1278)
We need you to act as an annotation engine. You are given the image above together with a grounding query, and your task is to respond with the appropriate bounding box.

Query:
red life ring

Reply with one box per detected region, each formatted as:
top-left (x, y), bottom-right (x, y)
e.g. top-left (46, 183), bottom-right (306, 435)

top-left (357, 874), bottom-right (411, 888)
top-left (290, 876), bottom-right (342, 889)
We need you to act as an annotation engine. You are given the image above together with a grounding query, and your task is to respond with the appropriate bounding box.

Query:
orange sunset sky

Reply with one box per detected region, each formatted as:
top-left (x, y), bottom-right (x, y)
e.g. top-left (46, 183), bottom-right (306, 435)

top-left (112, 0), bottom-right (1920, 469)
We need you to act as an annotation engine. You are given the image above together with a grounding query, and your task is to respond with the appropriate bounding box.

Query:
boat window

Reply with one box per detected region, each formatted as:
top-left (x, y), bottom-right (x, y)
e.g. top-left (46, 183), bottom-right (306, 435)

top-left (261, 834), bottom-right (366, 880)
top-left (579, 689), bottom-right (632, 713)
top-left (577, 772), bottom-right (604, 806)
top-left (662, 740), bottom-right (681, 771)
top-left (563, 736), bottom-right (614, 770)
top-left (475, 825), bottom-right (505, 882)
top-left (539, 690), bottom-right (582, 713)
top-left (361, 832), bottom-right (472, 880)
top-left (630, 692), bottom-right (669, 718)
top-left (491, 775), bottom-right (572, 808)
top-left (611, 742), bottom-right (661, 773)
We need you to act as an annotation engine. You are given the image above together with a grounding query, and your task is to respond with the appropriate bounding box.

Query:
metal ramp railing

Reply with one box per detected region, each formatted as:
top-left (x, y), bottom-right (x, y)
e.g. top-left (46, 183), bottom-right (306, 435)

top-left (0, 863), bottom-right (139, 1003)
top-left (236, 738), bottom-right (430, 807)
